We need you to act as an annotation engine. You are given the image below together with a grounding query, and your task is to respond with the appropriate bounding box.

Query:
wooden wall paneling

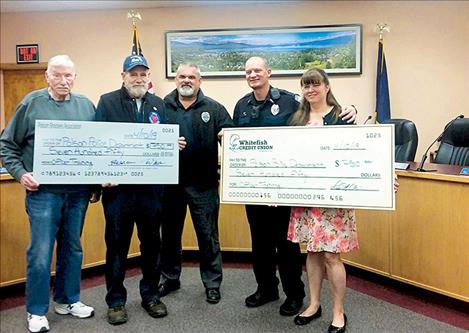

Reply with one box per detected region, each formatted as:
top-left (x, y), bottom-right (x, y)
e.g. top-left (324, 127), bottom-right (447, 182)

top-left (390, 176), bottom-right (469, 300)
top-left (0, 180), bottom-right (29, 286)
top-left (2, 170), bottom-right (468, 301)
top-left (182, 204), bottom-right (251, 252)
top-left (1, 64), bottom-right (48, 128)
top-left (342, 209), bottom-right (391, 276)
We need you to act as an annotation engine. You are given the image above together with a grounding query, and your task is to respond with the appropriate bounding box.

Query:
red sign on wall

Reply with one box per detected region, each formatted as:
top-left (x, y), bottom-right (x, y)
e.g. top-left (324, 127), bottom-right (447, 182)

top-left (16, 44), bottom-right (39, 64)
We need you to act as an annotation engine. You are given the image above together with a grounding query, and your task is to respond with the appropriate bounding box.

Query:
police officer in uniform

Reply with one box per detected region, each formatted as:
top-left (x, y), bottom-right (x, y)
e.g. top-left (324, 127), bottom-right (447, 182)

top-left (233, 56), bottom-right (357, 317)
top-left (158, 63), bottom-right (233, 304)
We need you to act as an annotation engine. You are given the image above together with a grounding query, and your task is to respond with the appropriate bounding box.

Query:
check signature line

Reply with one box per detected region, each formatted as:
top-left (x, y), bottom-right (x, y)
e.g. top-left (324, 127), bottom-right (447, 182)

top-left (230, 186), bottom-right (325, 190)
top-left (229, 175), bottom-right (381, 179)
top-left (230, 166), bottom-right (325, 169)
top-left (330, 189), bottom-right (379, 192)
top-left (229, 186), bottom-right (378, 191)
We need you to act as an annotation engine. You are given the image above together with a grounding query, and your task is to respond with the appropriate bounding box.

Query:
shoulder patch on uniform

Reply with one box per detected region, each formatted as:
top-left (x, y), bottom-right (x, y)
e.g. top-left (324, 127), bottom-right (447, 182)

top-left (270, 88), bottom-right (281, 100)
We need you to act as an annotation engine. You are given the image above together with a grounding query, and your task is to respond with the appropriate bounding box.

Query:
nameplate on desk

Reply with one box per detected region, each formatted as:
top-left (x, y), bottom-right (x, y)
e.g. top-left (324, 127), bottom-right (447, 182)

top-left (394, 162), bottom-right (409, 170)
top-left (33, 120), bottom-right (179, 184)
top-left (220, 125), bottom-right (395, 210)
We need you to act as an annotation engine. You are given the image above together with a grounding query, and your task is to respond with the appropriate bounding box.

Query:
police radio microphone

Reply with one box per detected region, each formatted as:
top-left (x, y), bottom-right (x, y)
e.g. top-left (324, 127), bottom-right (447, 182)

top-left (416, 114), bottom-right (464, 172)
top-left (363, 115), bottom-right (373, 124)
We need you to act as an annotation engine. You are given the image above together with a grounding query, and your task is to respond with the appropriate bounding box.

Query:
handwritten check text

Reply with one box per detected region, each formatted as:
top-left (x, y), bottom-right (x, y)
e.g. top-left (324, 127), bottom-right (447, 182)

top-left (220, 125), bottom-right (395, 210)
top-left (33, 120), bottom-right (179, 184)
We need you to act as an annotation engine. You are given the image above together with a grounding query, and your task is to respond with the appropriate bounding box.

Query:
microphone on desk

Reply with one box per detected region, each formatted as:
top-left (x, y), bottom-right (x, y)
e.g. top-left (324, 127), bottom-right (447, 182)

top-left (363, 115), bottom-right (373, 124)
top-left (416, 114), bottom-right (464, 172)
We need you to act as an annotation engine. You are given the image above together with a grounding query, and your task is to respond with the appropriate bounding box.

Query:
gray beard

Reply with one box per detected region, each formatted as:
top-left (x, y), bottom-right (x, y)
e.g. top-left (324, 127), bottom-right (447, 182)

top-left (178, 85), bottom-right (195, 97)
top-left (125, 83), bottom-right (147, 98)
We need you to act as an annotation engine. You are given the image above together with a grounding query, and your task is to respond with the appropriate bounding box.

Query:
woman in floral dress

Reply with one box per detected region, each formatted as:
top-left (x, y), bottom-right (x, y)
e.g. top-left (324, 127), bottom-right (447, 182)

top-left (287, 68), bottom-right (357, 333)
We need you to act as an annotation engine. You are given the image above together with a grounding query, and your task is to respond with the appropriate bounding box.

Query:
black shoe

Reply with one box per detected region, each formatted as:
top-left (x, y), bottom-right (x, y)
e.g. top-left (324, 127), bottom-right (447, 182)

top-left (141, 300), bottom-right (168, 318)
top-left (245, 290), bottom-right (279, 308)
top-left (206, 288), bottom-right (221, 304)
top-left (293, 305), bottom-right (322, 326)
top-left (280, 297), bottom-right (303, 316)
top-left (328, 314), bottom-right (347, 333)
top-left (157, 280), bottom-right (181, 297)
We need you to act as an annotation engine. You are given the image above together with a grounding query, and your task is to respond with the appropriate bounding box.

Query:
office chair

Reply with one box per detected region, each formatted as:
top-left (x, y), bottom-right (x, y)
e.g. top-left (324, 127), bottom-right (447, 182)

top-left (433, 118), bottom-right (469, 166)
top-left (382, 119), bottom-right (418, 162)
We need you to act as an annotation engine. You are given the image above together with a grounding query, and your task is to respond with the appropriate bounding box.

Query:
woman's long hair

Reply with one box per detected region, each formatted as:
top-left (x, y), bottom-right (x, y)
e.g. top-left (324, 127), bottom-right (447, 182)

top-left (289, 68), bottom-right (342, 126)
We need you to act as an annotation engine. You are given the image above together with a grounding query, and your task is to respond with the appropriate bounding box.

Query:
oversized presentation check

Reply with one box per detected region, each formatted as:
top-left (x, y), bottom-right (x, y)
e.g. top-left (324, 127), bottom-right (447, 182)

top-left (220, 125), bottom-right (395, 210)
top-left (33, 120), bottom-right (179, 184)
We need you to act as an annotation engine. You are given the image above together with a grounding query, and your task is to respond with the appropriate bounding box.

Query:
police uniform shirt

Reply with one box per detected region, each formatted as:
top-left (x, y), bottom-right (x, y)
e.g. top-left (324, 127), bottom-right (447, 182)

top-left (233, 86), bottom-right (301, 127)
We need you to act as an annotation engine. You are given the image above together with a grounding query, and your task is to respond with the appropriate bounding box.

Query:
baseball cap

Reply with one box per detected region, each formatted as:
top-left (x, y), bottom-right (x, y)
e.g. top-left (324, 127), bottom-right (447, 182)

top-left (123, 55), bottom-right (149, 72)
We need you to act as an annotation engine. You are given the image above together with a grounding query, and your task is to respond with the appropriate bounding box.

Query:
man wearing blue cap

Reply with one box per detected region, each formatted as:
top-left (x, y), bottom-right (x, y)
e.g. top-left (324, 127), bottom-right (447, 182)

top-left (96, 55), bottom-right (174, 325)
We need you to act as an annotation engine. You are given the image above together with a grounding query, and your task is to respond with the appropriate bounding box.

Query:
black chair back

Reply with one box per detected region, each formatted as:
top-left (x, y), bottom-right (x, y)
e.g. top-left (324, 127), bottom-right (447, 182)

top-left (382, 119), bottom-right (418, 162)
top-left (433, 118), bottom-right (469, 166)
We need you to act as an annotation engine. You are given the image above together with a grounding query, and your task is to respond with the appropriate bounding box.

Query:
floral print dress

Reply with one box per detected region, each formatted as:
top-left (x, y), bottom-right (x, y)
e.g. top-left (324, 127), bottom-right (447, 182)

top-left (287, 207), bottom-right (358, 253)
top-left (287, 114), bottom-right (359, 253)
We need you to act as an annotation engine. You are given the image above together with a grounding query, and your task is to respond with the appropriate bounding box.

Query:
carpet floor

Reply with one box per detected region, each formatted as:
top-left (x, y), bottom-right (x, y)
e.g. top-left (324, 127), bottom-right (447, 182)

top-left (1, 267), bottom-right (467, 333)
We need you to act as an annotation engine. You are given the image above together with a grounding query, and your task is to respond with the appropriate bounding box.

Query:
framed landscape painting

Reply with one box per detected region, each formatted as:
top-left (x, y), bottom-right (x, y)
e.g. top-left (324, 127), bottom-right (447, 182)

top-left (165, 24), bottom-right (362, 78)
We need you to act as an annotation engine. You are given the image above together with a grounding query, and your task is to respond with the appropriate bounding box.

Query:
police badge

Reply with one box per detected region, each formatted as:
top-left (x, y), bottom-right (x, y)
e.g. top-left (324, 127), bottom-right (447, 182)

top-left (201, 111), bottom-right (210, 123)
top-left (271, 104), bottom-right (280, 116)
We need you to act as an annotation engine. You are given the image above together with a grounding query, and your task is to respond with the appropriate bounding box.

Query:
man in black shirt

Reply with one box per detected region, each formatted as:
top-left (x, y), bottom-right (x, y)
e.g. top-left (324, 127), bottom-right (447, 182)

top-left (158, 63), bottom-right (233, 304)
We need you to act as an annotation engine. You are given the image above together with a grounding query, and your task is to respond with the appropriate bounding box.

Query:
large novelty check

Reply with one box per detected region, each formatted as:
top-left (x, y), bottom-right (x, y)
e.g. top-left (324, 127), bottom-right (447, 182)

top-left (220, 125), bottom-right (395, 210)
top-left (33, 120), bottom-right (179, 184)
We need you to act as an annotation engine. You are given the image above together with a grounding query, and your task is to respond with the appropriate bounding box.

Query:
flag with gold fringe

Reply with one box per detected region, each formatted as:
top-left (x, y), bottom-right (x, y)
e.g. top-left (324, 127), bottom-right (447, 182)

top-left (375, 37), bottom-right (390, 123)
top-left (131, 25), bottom-right (154, 94)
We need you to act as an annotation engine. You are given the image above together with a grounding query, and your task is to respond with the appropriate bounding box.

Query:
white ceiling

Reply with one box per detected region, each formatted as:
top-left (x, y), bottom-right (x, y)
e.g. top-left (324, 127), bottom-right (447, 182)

top-left (1, 0), bottom-right (300, 13)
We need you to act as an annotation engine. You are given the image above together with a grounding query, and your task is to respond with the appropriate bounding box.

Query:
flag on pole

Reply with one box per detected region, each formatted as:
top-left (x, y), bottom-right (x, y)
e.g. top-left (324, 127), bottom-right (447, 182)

top-left (375, 37), bottom-right (390, 123)
top-left (131, 25), bottom-right (154, 94)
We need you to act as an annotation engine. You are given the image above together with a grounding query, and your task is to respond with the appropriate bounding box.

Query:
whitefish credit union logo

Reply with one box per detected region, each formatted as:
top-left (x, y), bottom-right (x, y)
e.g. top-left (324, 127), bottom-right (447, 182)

top-left (229, 134), bottom-right (273, 152)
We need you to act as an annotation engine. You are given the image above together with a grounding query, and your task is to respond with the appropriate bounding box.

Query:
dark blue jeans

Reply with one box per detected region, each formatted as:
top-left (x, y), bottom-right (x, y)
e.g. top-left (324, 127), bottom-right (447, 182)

top-left (102, 185), bottom-right (164, 307)
top-left (25, 190), bottom-right (90, 315)
top-left (160, 185), bottom-right (222, 289)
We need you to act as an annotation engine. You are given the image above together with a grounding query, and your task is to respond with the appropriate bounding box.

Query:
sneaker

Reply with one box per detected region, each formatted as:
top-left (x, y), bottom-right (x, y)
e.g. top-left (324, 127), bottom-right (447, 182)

top-left (27, 313), bottom-right (49, 333)
top-left (107, 305), bottom-right (128, 325)
top-left (54, 301), bottom-right (94, 318)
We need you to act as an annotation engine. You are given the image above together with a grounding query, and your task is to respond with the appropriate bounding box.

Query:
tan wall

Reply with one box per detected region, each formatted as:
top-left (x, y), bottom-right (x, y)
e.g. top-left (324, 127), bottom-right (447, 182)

top-left (1, 1), bottom-right (468, 159)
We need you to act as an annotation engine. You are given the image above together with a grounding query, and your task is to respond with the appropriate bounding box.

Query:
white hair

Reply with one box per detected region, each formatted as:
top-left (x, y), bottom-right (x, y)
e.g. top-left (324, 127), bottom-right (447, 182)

top-left (176, 63), bottom-right (201, 77)
top-left (47, 55), bottom-right (75, 73)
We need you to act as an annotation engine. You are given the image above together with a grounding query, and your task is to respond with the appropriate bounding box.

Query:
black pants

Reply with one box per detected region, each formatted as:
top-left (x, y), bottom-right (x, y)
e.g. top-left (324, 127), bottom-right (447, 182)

top-left (245, 205), bottom-right (305, 300)
top-left (102, 185), bottom-right (163, 307)
top-left (160, 185), bottom-right (222, 289)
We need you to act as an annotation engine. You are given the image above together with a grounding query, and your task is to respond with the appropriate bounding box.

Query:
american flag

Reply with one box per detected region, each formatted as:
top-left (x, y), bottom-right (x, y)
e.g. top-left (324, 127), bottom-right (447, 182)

top-left (375, 37), bottom-right (390, 123)
top-left (131, 25), bottom-right (154, 94)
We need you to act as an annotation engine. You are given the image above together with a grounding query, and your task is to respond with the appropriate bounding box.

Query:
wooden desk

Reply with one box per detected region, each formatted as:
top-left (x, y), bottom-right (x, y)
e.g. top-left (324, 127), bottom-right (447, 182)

top-left (0, 174), bottom-right (143, 286)
top-left (1, 165), bottom-right (467, 303)
top-left (342, 163), bottom-right (469, 302)
top-left (0, 174), bottom-right (251, 287)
